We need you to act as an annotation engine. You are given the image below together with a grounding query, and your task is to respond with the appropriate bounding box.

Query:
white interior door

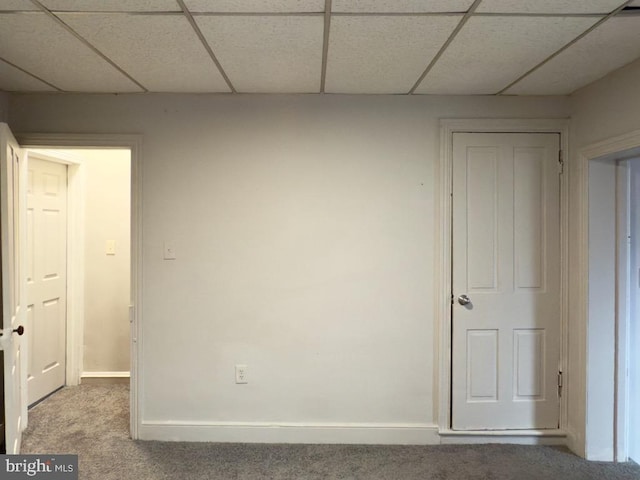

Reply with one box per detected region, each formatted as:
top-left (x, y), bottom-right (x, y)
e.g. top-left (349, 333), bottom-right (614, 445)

top-left (0, 123), bottom-right (28, 453)
top-left (26, 156), bottom-right (68, 405)
top-left (451, 132), bottom-right (561, 430)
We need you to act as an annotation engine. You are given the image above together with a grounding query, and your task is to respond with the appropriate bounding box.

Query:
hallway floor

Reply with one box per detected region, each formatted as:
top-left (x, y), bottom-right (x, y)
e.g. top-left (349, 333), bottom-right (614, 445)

top-left (21, 385), bottom-right (640, 480)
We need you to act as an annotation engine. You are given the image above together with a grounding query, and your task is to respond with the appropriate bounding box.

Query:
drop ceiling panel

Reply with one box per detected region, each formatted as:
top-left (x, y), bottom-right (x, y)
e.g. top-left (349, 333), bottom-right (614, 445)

top-left (415, 16), bottom-right (599, 95)
top-left (332, 0), bottom-right (474, 13)
top-left (0, 13), bottom-right (141, 92)
top-left (0, 60), bottom-right (56, 91)
top-left (325, 15), bottom-right (461, 93)
top-left (0, 0), bottom-right (38, 11)
top-left (39, 0), bottom-right (180, 12)
top-left (195, 16), bottom-right (323, 93)
top-left (58, 13), bottom-right (230, 92)
top-left (505, 17), bottom-right (640, 95)
top-left (477, 0), bottom-right (627, 14)
top-left (184, 0), bottom-right (324, 13)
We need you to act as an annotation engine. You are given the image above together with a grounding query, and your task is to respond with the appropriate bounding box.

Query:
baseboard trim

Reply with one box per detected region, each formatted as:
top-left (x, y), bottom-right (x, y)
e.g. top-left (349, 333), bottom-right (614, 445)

top-left (81, 371), bottom-right (130, 385)
top-left (138, 421), bottom-right (440, 445)
top-left (439, 428), bottom-right (567, 445)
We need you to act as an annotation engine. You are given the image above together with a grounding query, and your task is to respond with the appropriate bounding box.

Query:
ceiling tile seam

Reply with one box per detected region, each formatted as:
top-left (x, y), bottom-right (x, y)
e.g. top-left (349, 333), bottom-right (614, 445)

top-left (320, 0), bottom-right (332, 93)
top-left (176, 0), bottom-right (236, 94)
top-left (408, 0), bottom-right (482, 95)
top-left (331, 12), bottom-right (473, 16)
top-left (49, 11), bottom-right (184, 15)
top-left (191, 12), bottom-right (323, 16)
top-left (471, 12), bottom-right (613, 18)
top-left (0, 56), bottom-right (62, 91)
top-left (496, 2), bottom-right (633, 95)
top-left (29, 0), bottom-right (149, 92)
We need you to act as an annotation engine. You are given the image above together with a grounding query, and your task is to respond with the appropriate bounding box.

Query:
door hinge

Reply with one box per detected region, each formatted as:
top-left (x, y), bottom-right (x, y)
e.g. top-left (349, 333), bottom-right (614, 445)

top-left (558, 150), bottom-right (564, 175)
top-left (557, 371), bottom-right (563, 397)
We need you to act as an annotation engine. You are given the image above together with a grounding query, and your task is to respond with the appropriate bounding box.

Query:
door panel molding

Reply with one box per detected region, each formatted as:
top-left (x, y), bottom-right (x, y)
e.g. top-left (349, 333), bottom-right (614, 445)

top-left (437, 119), bottom-right (569, 438)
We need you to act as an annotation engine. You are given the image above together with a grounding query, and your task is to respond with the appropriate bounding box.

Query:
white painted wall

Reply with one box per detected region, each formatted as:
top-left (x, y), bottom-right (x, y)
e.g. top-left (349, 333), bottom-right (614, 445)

top-left (569, 57), bottom-right (640, 459)
top-left (586, 158), bottom-right (617, 461)
top-left (629, 159), bottom-right (640, 464)
top-left (78, 149), bottom-right (131, 374)
top-left (8, 93), bottom-right (571, 443)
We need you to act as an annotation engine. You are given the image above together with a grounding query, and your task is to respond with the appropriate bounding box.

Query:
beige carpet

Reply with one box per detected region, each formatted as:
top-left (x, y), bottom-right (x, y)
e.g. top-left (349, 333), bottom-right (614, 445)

top-left (21, 385), bottom-right (640, 480)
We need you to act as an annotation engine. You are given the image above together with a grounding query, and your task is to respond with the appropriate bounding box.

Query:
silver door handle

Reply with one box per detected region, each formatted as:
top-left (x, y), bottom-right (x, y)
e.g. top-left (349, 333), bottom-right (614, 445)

top-left (457, 294), bottom-right (471, 306)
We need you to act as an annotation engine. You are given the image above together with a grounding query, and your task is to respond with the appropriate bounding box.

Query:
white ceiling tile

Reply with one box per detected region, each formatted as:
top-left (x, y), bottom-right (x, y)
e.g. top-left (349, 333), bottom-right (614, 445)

top-left (0, 13), bottom-right (141, 92)
top-left (325, 15), bottom-right (461, 93)
top-left (39, 0), bottom-right (180, 11)
top-left (0, 0), bottom-right (38, 10)
top-left (184, 0), bottom-right (323, 13)
top-left (195, 16), bottom-right (323, 93)
top-left (0, 59), bottom-right (56, 91)
top-left (627, 0), bottom-right (640, 6)
top-left (505, 17), bottom-right (640, 95)
top-left (58, 13), bottom-right (230, 92)
top-left (415, 16), bottom-right (598, 95)
top-left (332, 0), bottom-right (474, 13)
top-left (477, 0), bottom-right (627, 14)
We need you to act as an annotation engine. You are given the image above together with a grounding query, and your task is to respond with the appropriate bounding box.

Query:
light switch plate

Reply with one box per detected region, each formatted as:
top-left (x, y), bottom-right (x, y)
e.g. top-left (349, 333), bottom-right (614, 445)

top-left (163, 242), bottom-right (176, 260)
top-left (106, 240), bottom-right (116, 255)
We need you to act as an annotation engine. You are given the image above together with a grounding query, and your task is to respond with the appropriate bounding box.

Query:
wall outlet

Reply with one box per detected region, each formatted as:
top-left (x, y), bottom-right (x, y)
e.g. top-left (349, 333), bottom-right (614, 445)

top-left (235, 364), bottom-right (248, 384)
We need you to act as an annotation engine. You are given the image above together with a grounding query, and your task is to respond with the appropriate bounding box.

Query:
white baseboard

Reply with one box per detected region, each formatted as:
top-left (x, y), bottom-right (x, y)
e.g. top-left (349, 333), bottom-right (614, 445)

top-left (81, 371), bottom-right (130, 385)
top-left (439, 429), bottom-right (567, 446)
top-left (138, 421), bottom-right (440, 445)
top-left (82, 371), bottom-right (130, 378)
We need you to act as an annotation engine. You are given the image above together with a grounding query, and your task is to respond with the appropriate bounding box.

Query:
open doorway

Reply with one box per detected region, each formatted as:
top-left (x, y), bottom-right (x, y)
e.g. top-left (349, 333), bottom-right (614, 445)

top-left (581, 139), bottom-right (640, 462)
top-left (26, 148), bottom-right (131, 404)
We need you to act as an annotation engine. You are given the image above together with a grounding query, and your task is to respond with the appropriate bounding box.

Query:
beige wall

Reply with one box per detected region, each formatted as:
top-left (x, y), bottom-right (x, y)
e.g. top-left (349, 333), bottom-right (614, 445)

top-left (8, 93), bottom-right (571, 442)
top-left (79, 149), bottom-right (131, 373)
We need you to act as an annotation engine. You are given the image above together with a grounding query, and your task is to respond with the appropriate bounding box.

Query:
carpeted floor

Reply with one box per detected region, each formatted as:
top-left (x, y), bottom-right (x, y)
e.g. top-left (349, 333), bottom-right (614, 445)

top-left (21, 385), bottom-right (640, 480)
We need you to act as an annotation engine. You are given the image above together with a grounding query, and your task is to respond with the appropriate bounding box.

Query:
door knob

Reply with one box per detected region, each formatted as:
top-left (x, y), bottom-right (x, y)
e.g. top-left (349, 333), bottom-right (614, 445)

top-left (457, 294), bottom-right (471, 306)
top-left (0, 326), bottom-right (24, 336)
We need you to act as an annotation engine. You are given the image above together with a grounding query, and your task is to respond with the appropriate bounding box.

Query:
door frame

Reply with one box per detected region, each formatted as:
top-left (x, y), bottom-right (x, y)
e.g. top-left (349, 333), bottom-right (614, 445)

top-left (437, 119), bottom-right (570, 441)
top-left (575, 129), bottom-right (640, 460)
top-left (16, 133), bottom-right (142, 440)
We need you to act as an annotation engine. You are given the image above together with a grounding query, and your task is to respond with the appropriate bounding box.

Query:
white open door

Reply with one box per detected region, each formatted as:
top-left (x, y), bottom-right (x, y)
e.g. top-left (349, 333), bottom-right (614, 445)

top-left (0, 123), bottom-right (28, 453)
top-left (26, 156), bottom-right (68, 406)
top-left (451, 132), bottom-right (561, 430)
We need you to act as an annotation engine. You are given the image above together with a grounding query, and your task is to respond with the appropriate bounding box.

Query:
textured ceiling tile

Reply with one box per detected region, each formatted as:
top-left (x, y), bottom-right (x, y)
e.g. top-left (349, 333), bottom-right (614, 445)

top-left (0, 59), bottom-right (56, 91)
top-left (325, 15), bottom-right (461, 93)
top-left (477, 0), bottom-right (627, 14)
top-left (505, 17), bottom-right (640, 95)
top-left (58, 13), bottom-right (230, 92)
top-left (332, 0), bottom-right (474, 13)
top-left (415, 16), bottom-right (598, 95)
top-left (184, 0), bottom-right (323, 12)
top-left (0, 0), bottom-right (38, 10)
top-left (195, 16), bottom-right (323, 93)
top-left (39, 0), bottom-right (180, 11)
top-left (0, 13), bottom-right (141, 92)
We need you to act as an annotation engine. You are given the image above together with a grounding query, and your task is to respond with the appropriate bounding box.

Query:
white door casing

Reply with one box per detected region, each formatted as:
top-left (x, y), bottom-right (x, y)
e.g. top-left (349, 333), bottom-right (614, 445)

top-left (26, 157), bottom-right (68, 405)
top-left (451, 132), bottom-right (561, 430)
top-left (0, 123), bottom-right (28, 453)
